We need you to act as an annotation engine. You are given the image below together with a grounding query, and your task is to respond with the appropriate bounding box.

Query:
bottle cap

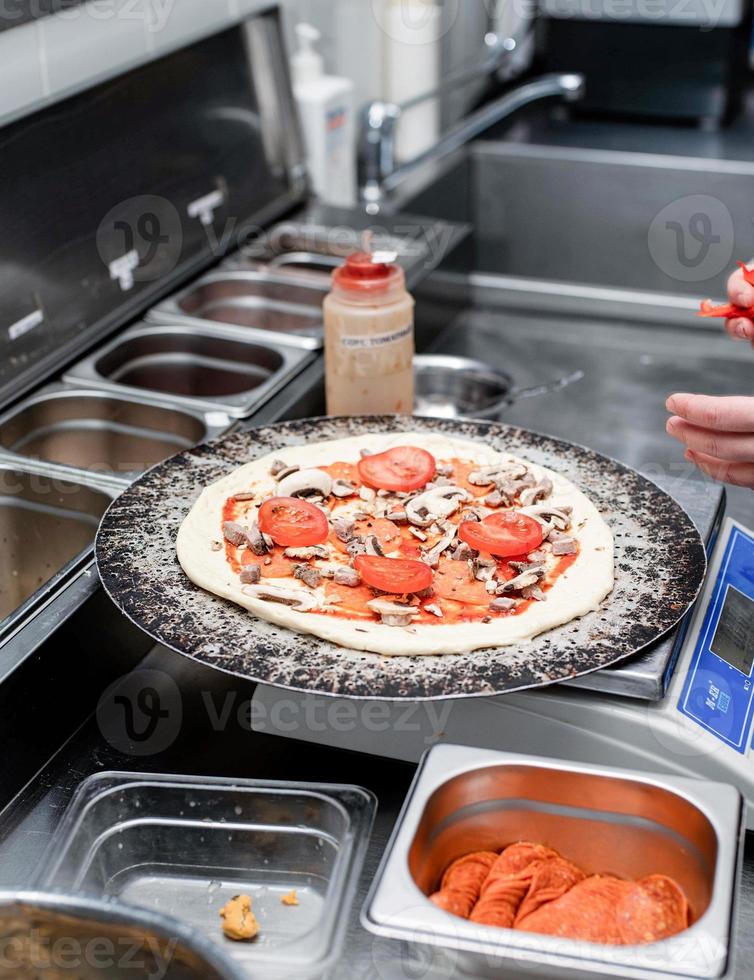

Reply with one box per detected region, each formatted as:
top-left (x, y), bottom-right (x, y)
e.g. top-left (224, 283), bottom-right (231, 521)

top-left (332, 252), bottom-right (405, 295)
top-left (292, 23), bottom-right (324, 86)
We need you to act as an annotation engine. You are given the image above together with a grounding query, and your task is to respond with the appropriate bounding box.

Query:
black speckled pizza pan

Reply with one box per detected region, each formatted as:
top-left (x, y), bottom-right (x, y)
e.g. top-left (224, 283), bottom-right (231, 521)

top-left (95, 415), bottom-right (707, 700)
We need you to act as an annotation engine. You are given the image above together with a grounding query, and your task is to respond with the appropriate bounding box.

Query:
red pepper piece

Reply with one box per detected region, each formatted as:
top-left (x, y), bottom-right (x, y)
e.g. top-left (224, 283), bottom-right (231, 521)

top-left (699, 300), bottom-right (746, 318)
top-left (698, 261), bottom-right (754, 319)
top-left (738, 261), bottom-right (754, 287)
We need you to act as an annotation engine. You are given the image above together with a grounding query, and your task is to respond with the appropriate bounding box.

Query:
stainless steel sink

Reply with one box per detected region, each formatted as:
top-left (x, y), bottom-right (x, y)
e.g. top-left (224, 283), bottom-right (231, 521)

top-left (0, 466), bottom-right (113, 636)
top-left (404, 142), bottom-right (754, 321)
top-left (399, 141), bottom-right (754, 524)
top-left (64, 324), bottom-right (312, 418)
top-left (0, 387), bottom-right (226, 482)
top-left (151, 271), bottom-right (327, 350)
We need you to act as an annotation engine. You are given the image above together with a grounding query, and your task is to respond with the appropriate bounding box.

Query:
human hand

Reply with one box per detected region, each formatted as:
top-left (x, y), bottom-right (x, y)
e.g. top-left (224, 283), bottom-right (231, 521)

top-left (725, 262), bottom-right (754, 344)
top-left (666, 392), bottom-right (754, 489)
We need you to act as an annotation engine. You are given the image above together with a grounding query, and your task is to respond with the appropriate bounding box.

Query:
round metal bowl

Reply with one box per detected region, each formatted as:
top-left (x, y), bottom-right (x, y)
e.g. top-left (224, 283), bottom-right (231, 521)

top-left (414, 354), bottom-right (512, 418)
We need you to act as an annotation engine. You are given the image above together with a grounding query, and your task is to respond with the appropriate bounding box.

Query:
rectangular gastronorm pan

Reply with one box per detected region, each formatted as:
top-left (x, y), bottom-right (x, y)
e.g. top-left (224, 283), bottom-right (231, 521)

top-left (39, 772), bottom-right (376, 979)
top-left (363, 744), bottom-right (743, 980)
top-left (0, 463), bottom-right (115, 640)
top-left (63, 323), bottom-right (312, 418)
top-left (266, 252), bottom-right (341, 277)
top-left (0, 385), bottom-right (231, 484)
top-left (236, 219), bottom-right (424, 277)
top-left (150, 271), bottom-right (327, 350)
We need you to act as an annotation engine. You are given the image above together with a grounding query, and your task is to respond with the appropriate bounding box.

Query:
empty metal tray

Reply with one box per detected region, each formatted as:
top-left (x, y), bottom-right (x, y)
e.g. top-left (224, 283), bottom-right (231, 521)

top-left (40, 772), bottom-right (376, 979)
top-left (64, 324), bottom-right (312, 418)
top-left (0, 464), bottom-right (114, 637)
top-left (266, 252), bottom-right (340, 278)
top-left (0, 386), bottom-right (229, 482)
top-left (151, 271), bottom-right (326, 350)
top-left (364, 744), bottom-right (743, 980)
top-left (236, 220), bottom-right (423, 282)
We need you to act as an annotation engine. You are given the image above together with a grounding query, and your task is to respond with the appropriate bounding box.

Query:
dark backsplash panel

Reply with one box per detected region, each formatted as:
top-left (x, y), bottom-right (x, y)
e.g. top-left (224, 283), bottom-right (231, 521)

top-left (0, 16), bottom-right (305, 402)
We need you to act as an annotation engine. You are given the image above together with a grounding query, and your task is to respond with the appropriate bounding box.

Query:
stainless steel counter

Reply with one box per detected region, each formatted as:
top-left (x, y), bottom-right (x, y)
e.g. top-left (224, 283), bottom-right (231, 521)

top-left (1, 229), bottom-right (753, 977)
top-left (6, 13), bottom-right (751, 974)
top-left (425, 307), bottom-right (752, 523)
top-left (1, 297), bottom-right (752, 976)
top-left (0, 641), bottom-right (751, 979)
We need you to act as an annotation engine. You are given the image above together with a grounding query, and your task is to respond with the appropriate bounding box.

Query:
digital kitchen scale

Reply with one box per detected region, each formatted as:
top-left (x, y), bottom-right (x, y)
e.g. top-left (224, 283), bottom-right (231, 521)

top-left (254, 497), bottom-right (754, 825)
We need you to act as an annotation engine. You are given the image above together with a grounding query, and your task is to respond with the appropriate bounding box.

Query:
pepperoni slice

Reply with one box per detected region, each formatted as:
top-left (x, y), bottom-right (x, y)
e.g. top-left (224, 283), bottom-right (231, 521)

top-left (353, 517), bottom-right (403, 553)
top-left (492, 843), bottom-right (561, 875)
top-left (616, 875), bottom-right (690, 944)
top-left (515, 875), bottom-right (632, 944)
top-left (470, 843), bottom-right (566, 929)
top-left (429, 852), bottom-right (498, 919)
top-left (432, 843), bottom-right (691, 947)
top-left (258, 553), bottom-right (295, 578)
top-left (433, 559), bottom-right (491, 605)
top-left (514, 857), bottom-right (586, 924)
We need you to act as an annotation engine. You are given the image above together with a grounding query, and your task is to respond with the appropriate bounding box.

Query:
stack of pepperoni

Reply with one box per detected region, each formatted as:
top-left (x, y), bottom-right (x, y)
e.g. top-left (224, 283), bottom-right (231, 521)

top-left (430, 842), bottom-right (690, 945)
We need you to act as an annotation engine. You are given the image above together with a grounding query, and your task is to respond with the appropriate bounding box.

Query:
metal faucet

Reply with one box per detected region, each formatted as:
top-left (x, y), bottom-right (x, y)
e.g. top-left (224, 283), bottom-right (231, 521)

top-left (358, 34), bottom-right (584, 210)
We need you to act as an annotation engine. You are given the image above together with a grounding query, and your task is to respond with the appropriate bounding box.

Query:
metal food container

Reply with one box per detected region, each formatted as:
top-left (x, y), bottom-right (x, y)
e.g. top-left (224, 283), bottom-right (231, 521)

top-left (235, 220), bottom-right (424, 281)
top-left (64, 323), bottom-right (312, 418)
top-left (151, 271), bottom-right (327, 350)
top-left (0, 464), bottom-right (115, 637)
top-left (0, 890), bottom-right (244, 980)
top-left (413, 354), bottom-right (512, 418)
top-left (0, 385), bottom-right (229, 483)
top-left (39, 772), bottom-right (376, 979)
top-left (266, 252), bottom-right (341, 278)
top-left (363, 744), bottom-right (743, 980)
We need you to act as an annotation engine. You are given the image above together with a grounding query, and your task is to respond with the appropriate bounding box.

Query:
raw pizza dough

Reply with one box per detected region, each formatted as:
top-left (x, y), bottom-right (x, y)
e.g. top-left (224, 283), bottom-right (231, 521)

top-left (176, 431), bottom-right (614, 656)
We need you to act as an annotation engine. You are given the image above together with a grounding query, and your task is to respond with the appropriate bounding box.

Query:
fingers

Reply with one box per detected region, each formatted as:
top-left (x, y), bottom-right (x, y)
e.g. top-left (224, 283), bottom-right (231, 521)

top-left (683, 449), bottom-right (754, 489)
top-left (724, 317), bottom-right (754, 341)
top-left (666, 416), bottom-right (754, 462)
top-left (667, 394), bottom-right (754, 488)
top-left (728, 263), bottom-right (754, 307)
top-left (665, 393), bottom-right (754, 433)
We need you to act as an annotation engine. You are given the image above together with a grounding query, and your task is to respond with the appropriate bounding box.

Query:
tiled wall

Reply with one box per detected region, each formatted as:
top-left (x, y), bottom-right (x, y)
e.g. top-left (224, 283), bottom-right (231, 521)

top-left (279, 0), bottom-right (381, 111)
top-left (0, 0), bottom-right (270, 127)
top-left (280, 1), bottom-right (531, 129)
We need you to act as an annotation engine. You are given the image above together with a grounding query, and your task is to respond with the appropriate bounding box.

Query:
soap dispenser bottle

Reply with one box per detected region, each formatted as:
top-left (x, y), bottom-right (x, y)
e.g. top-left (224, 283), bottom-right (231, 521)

top-left (291, 23), bottom-right (356, 207)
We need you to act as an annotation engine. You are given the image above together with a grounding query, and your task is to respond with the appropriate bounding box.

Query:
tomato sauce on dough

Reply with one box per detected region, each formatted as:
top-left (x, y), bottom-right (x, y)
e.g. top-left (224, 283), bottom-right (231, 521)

top-left (221, 457), bottom-right (580, 627)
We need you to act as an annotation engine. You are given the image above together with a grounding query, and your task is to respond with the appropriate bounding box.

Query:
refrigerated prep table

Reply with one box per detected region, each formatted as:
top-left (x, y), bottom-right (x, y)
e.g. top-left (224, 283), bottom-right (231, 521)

top-left (1, 5), bottom-right (754, 979)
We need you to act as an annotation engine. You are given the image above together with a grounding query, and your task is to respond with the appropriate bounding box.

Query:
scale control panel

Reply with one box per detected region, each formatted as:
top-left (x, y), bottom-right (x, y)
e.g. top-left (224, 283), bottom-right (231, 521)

top-left (679, 519), bottom-right (754, 755)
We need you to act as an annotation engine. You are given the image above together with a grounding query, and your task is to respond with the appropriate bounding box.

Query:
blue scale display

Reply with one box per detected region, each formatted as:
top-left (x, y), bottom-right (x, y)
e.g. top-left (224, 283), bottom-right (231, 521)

top-left (679, 521), bottom-right (754, 754)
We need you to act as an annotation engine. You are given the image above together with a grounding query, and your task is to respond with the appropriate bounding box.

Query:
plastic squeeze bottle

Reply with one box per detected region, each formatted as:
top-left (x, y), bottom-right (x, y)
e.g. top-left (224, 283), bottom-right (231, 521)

top-left (324, 252), bottom-right (415, 416)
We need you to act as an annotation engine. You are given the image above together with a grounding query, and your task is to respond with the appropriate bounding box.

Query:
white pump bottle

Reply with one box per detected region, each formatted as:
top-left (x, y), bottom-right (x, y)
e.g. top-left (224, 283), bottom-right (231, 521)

top-left (291, 23), bottom-right (356, 207)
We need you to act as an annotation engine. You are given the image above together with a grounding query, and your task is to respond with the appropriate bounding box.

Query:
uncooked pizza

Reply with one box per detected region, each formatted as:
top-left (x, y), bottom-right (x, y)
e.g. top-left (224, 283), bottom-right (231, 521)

top-left (176, 432), bottom-right (614, 656)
